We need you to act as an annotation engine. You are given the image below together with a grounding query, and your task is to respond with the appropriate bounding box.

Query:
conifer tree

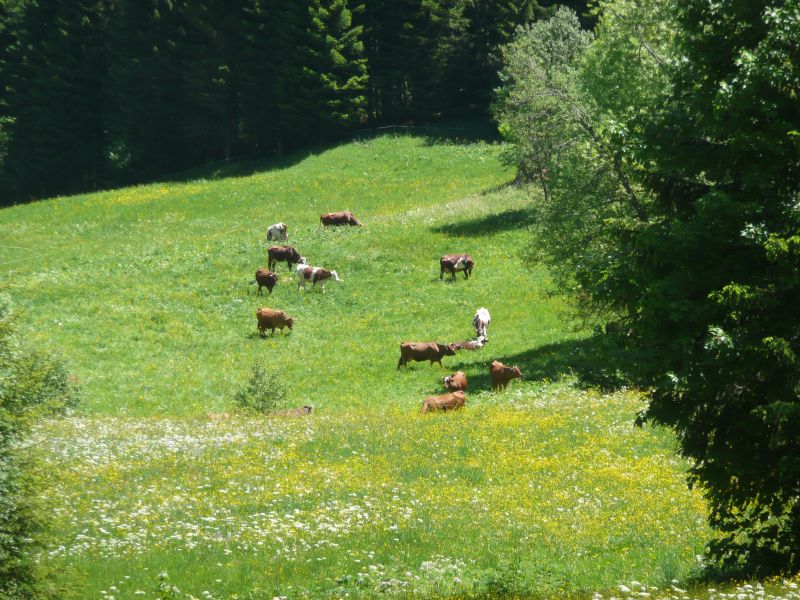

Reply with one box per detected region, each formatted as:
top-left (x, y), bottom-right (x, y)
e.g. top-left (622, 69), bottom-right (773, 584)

top-left (3, 0), bottom-right (109, 200)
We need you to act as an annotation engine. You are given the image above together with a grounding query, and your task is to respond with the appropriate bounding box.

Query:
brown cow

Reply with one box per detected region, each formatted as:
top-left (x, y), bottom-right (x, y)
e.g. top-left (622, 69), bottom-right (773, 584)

top-left (443, 371), bottom-right (468, 392)
top-left (421, 391), bottom-right (466, 414)
top-left (250, 268), bottom-right (278, 295)
top-left (397, 342), bottom-right (456, 369)
top-left (268, 246), bottom-right (306, 271)
top-left (256, 307), bottom-right (294, 336)
top-left (440, 254), bottom-right (474, 280)
top-left (270, 406), bottom-right (313, 417)
top-left (320, 211), bottom-right (362, 227)
top-left (489, 360), bottom-right (523, 390)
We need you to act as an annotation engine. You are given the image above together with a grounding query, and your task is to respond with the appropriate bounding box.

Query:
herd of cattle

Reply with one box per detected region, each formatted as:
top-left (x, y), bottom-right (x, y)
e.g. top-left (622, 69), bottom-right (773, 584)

top-left (250, 214), bottom-right (524, 415)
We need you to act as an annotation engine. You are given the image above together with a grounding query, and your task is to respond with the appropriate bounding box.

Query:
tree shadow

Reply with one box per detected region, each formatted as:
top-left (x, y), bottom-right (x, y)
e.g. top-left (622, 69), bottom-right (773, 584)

top-left (431, 206), bottom-right (536, 237)
top-left (451, 335), bottom-right (637, 393)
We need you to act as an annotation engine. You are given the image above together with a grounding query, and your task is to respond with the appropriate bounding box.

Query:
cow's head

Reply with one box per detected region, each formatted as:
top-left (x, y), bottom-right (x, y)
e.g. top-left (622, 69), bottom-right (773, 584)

top-left (286, 318), bottom-right (294, 330)
top-left (443, 375), bottom-right (452, 388)
top-left (511, 366), bottom-right (523, 379)
top-left (302, 405), bottom-right (312, 413)
top-left (442, 343), bottom-right (457, 356)
top-left (476, 335), bottom-right (487, 347)
top-left (330, 270), bottom-right (341, 282)
top-left (297, 256), bottom-right (307, 265)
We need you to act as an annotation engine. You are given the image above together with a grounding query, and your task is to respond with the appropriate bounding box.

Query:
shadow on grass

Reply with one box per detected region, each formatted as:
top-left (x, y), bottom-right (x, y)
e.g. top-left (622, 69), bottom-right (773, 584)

top-left (452, 334), bottom-right (637, 393)
top-left (431, 206), bottom-right (536, 238)
top-left (167, 116), bottom-right (501, 185)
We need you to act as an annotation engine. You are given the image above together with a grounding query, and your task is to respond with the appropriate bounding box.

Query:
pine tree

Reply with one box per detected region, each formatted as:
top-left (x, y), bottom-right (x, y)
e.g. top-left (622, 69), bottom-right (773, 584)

top-left (273, 0), bottom-right (366, 148)
top-left (3, 0), bottom-right (109, 200)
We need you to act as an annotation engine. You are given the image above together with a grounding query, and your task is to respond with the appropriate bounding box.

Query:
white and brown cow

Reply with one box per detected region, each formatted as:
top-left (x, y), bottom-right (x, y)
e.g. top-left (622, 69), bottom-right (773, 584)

top-left (472, 307), bottom-right (491, 341)
top-left (267, 222), bottom-right (288, 241)
top-left (440, 254), bottom-right (474, 280)
top-left (295, 263), bottom-right (341, 292)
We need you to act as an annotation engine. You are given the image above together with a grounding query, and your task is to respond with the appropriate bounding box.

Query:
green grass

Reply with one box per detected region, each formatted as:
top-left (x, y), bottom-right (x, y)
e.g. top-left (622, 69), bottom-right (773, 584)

top-left (2, 133), bottom-right (564, 416)
top-left (1, 130), bottom-right (719, 598)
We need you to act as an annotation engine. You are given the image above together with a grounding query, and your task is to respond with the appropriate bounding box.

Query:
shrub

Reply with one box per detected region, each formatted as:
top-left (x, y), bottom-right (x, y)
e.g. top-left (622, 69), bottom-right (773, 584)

top-left (0, 294), bottom-right (78, 598)
top-left (233, 362), bottom-right (288, 413)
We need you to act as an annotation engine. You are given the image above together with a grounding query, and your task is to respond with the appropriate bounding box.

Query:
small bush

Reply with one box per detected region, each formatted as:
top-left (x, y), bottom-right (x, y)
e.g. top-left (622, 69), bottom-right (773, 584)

top-left (233, 363), bottom-right (288, 413)
top-left (0, 294), bottom-right (78, 598)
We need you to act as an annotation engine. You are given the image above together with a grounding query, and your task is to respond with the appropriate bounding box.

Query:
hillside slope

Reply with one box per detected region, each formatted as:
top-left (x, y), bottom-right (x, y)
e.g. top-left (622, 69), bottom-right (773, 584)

top-left (1, 133), bottom-right (571, 415)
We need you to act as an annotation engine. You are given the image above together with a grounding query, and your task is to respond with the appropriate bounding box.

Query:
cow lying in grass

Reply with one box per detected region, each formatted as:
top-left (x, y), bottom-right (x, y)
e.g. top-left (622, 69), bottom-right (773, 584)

top-left (443, 371), bottom-right (467, 392)
top-left (256, 308), bottom-right (294, 336)
top-left (250, 268), bottom-right (278, 295)
top-left (320, 211), bottom-right (362, 227)
top-left (440, 254), bottom-right (474, 280)
top-left (268, 246), bottom-right (306, 271)
top-left (421, 391), bottom-right (466, 413)
top-left (450, 338), bottom-right (485, 351)
top-left (295, 264), bottom-right (341, 292)
top-left (489, 360), bottom-right (523, 390)
top-left (397, 342), bottom-right (456, 369)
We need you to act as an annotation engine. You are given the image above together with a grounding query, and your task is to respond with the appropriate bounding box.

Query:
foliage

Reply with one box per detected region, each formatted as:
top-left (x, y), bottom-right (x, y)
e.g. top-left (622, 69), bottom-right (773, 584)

top-left (233, 362), bottom-right (288, 414)
top-left (496, 0), bottom-right (800, 575)
top-left (0, 294), bottom-right (78, 598)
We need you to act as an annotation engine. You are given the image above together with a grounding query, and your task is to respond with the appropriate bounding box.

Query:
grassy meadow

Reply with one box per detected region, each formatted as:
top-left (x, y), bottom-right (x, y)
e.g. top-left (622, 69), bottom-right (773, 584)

top-left (0, 130), bottom-right (729, 598)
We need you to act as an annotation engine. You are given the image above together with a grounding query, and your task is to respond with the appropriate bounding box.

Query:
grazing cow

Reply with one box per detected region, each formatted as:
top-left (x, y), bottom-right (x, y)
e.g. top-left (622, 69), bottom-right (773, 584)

top-left (250, 268), bottom-right (278, 295)
top-left (443, 371), bottom-right (468, 392)
top-left (267, 222), bottom-right (288, 241)
top-left (320, 211), bottom-right (362, 227)
top-left (472, 307), bottom-right (491, 340)
top-left (440, 254), bottom-right (474, 280)
top-left (268, 245), bottom-right (306, 271)
top-left (489, 360), bottom-right (523, 390)
top-left (270, 406), bottom-right (313, 417)
top-left (450, 338), bottom-right (486, 351)
top-left (256, 307), bottom-right (294, 336)
top-left (397, 342), bottom-right (456, 369)
top-left (421, 391), bottom-right (466, 414)
top-left (295, 264), bottom-right (341, 293)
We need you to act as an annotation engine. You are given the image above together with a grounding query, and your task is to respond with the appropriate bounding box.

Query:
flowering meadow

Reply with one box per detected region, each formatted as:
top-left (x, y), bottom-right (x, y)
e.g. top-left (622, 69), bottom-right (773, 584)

top-left (33, 384), bottom-right (711, 598)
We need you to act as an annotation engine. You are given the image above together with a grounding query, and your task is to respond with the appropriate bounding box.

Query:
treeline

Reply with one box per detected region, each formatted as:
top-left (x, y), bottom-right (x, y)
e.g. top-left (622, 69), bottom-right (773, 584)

top-left (0, 0), bottom-right (588, 205)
